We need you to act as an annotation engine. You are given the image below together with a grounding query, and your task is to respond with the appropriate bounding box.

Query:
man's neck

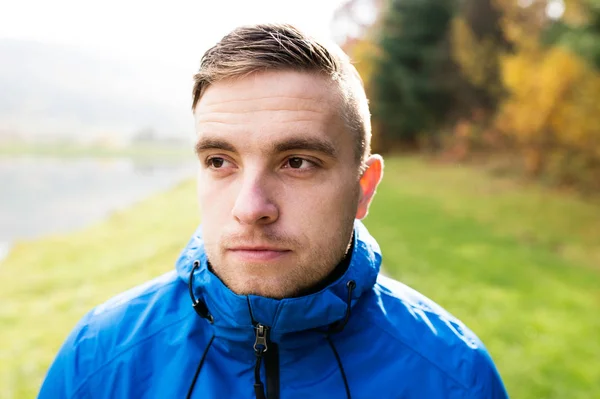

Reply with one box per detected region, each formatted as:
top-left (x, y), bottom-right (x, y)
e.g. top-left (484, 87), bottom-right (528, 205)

top-left (294, 237), bottom-right (354, 297)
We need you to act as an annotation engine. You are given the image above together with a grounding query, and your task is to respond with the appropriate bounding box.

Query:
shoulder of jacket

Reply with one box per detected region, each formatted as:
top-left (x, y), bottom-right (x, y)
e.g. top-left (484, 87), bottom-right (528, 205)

top-left (368, 274), bottom-right (503, 394)
top-left (67, 271), bottom-right (194, 394)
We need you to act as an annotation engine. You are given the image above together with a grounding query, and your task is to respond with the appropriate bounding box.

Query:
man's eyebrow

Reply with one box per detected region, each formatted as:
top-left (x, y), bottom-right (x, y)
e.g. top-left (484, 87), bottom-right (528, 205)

top-left (273, 137), bottom-right (337, 158)
top-left (195, 138), bottom-right (237, 154)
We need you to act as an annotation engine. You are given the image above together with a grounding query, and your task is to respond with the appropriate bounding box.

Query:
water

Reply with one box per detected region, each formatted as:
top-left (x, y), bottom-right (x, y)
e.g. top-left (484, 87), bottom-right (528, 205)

top-left (0, 156), bottom-right (197, 260)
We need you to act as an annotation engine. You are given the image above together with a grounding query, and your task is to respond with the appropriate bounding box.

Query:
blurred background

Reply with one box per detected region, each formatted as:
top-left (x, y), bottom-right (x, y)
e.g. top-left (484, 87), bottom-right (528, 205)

top-left (1, 0), bottom-right (599, 398)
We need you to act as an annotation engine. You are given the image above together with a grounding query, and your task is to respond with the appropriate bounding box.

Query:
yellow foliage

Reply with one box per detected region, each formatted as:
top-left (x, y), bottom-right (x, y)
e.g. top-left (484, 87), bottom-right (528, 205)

top-left (493, 0), bottom-right (547, 50)
top-left (347, 37), bottom-right (380, 96)
top-left (346, 36), bottom-right (383, 150)
top-left (496, 45), bottom-right (600, 185)
top-left (451, 17), bottom-right (501, 94)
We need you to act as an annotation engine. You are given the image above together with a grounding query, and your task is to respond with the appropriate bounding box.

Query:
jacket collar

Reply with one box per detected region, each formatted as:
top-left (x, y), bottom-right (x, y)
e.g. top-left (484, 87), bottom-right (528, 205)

top-left (175, 220), bottom-right (381, 341)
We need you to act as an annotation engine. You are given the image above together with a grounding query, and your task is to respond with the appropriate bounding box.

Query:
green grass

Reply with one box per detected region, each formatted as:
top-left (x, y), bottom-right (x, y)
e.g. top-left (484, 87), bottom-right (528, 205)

top-left (1, 156), bottom-right (599, 398)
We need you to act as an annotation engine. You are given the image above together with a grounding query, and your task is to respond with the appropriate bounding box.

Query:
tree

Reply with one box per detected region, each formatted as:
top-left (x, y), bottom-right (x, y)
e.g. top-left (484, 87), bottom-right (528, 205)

top-left (544, 0), bottom-right (600, 68)
top-left (496, 45), bottom-right (600, 188)
top-left (450, 0), bottom-right (510, 111)
top-left (371, 0), bottom-right (455, 146)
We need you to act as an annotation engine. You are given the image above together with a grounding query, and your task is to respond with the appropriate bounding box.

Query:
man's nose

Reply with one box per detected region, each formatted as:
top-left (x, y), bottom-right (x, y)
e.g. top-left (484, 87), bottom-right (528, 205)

top-left (231, 173), bottom-right (279, 225)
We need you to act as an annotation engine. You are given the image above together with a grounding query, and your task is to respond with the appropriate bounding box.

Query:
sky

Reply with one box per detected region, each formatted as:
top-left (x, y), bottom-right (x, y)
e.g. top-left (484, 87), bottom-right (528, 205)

top-left (1, 0), bottom-right (346, 73)
top-left (0, 0), bottom-right (349, 139)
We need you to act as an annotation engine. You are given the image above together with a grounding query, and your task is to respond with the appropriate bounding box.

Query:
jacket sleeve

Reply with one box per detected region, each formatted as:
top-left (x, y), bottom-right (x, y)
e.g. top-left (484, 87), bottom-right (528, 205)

top-left (37, 315), bottom-right (93, 399)
top-left (469, 347), bottom-right (509, 399)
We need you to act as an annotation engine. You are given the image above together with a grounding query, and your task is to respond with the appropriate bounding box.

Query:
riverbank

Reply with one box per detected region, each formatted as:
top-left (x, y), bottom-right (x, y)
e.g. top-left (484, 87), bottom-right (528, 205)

top-left (1, 156), bottom-right (599, 398)
top-left (0, 156), bottom-right (196, 263)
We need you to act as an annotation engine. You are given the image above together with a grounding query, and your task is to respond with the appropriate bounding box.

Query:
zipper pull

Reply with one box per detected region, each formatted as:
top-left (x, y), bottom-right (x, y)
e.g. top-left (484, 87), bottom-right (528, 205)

top-left (253, 324), bottom-right (268, 399)
top-left (254, 323), bottom-right (269, 354)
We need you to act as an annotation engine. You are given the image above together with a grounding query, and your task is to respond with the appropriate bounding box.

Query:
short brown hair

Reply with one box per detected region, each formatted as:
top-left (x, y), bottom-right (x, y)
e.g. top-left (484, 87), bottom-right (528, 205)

top-left (191, 23), bottom-right (371, 163)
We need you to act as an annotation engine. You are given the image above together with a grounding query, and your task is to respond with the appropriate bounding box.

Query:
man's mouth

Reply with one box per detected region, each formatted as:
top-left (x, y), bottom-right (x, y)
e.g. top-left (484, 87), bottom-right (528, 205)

top-left (228, 246), bottom-right (291, 262)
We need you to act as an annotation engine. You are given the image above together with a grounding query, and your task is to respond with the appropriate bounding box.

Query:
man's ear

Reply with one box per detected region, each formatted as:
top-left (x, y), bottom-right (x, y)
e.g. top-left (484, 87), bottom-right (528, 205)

top-left (356, 154), bottom-right (384, 220)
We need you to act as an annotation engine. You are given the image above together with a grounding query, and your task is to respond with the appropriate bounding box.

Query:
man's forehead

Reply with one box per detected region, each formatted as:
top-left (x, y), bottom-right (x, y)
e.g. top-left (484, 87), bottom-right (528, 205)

top-left (192, 70), bottom-right (353, 160)
top-left (194, 71), bottom-right (340, 114)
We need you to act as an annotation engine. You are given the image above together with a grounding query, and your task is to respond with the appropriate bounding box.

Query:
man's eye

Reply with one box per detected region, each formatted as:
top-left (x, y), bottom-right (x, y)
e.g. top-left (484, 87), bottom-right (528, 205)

top-left (284, 157), bottom-right (313, 170)
top-left (206, 157), bottom-right (230, 169)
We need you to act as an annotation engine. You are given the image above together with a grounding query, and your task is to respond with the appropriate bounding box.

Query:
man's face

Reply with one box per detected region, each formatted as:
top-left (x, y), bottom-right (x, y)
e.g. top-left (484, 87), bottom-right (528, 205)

top-left (194, 71), bottom-right (371, 299)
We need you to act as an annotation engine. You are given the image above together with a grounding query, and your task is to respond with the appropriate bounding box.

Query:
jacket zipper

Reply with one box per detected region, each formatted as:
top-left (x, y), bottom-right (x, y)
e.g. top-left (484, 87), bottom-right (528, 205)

top-left (253, 323), bottom-right (280, 399)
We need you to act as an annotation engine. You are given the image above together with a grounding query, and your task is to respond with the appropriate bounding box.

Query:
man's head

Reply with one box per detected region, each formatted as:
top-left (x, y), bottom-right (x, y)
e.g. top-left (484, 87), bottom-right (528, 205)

top-left (192, 23), bottom-right (383, 299)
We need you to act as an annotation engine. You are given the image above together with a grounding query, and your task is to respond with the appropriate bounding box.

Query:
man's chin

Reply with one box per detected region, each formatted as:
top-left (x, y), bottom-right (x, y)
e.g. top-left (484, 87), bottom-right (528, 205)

top-left (223, 274), bottom-right (307, 299)
top-left (208, 255), bottom-right (322, 299)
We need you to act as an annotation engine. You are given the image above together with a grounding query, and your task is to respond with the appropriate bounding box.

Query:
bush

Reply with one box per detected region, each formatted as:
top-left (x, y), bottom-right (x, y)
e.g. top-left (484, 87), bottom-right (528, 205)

top-left (495, 46), bottom-right (600, 190)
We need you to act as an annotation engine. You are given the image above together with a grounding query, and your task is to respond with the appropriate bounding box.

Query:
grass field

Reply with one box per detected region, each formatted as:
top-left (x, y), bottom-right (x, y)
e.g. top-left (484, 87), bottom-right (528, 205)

top-left (1, 156), bottom-right (599, 398)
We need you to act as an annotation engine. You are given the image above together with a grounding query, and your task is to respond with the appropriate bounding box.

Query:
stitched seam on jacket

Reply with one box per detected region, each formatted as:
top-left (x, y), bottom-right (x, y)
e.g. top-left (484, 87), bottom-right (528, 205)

top-left (70, 307), bottom-right (196, 398)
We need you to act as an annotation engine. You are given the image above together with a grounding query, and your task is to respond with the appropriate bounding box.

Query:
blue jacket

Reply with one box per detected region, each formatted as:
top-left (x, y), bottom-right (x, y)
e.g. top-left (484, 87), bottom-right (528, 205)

top-left (39, 221), bottom-right (508, 398)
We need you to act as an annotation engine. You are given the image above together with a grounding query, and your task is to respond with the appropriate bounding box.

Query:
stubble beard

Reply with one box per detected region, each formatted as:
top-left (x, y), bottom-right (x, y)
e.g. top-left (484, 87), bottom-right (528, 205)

top-left (203, 217), bottom-right (356, 299)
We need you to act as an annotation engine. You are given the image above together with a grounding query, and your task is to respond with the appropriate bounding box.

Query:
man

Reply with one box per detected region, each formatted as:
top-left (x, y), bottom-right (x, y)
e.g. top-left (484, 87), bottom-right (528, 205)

top-left (39, 24), bottom-right (508, 398)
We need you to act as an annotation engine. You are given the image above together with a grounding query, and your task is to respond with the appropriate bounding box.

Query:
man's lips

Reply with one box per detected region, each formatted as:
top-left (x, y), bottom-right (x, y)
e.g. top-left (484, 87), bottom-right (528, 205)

top-left (227, 247), bottom-right (291, 261)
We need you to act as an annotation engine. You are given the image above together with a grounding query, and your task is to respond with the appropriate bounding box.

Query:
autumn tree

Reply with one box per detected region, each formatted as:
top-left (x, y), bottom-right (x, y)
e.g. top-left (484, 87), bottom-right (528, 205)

top-left (450, 0), bottom-right (510, 111)
top-left (544, 0), bottom-right (600, 68)
top-left (494, 0), bottom-right (600, 188)
top-left (371, 0), bottom-right (455, 146)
